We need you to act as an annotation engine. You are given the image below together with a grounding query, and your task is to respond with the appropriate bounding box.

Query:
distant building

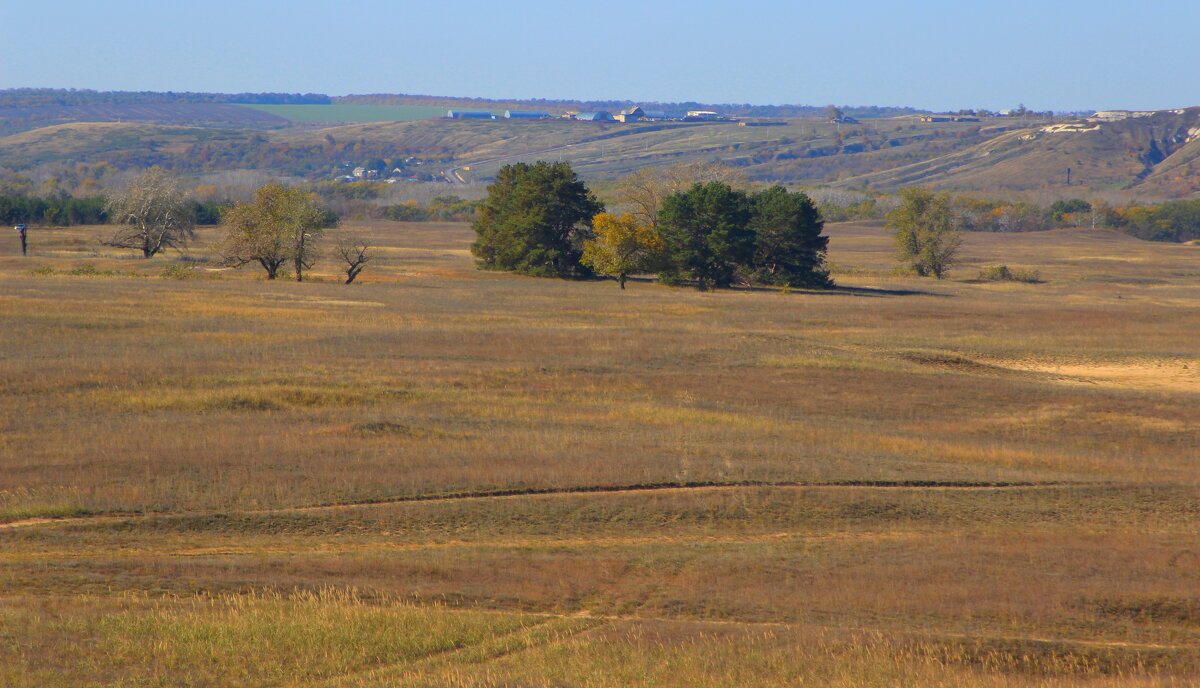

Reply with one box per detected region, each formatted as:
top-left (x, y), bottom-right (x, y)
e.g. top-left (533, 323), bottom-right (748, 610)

top-left (740, 120), bottom-right (788, 127)
top-left (447, 110), bottom-right (495, 119)
top-left (952, 116), bottom-right (981, 122)
top-left (505, 110), bottom-right (552, 119)
top-left (685, 110), bottom-right (722, 121)
top-left (574, 111), bottom-right (614, 122)
top-left (642, 110), bottom-right (670, 120)
top-left (920, 116), bottom-right (952, 123)
top-left (615, 106), bottom-right (644, 123)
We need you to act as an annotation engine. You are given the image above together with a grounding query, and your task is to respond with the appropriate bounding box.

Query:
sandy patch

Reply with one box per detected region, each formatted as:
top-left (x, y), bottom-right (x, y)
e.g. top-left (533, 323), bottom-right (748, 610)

top-left (993, 359), bottom-right (1199, 393)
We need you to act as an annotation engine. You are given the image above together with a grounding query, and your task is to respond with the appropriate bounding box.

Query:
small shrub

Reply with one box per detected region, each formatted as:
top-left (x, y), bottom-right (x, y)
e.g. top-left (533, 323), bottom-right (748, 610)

top-left (65, 263), bottom-right (131, 278)
top-left (29, 265), bottom-right (55, 276)
top-left (977, 264), bottom-right (1041, 283)
top-left (161, 263), bottom-right (198, 280)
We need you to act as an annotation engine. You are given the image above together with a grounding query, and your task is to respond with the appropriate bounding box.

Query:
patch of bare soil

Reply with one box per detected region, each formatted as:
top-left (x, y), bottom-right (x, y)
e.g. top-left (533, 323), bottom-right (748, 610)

top-left (993, 359), bottom-right (1199, 393)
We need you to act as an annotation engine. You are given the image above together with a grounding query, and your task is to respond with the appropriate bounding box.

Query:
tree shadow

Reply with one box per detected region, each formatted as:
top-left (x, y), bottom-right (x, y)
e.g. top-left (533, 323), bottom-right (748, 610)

top-left (606, 275), bottom-right (948, 297)
top-left (822, 284), bottom-right (949, 298)
top-left (734, 283), bottom-right (948, 298)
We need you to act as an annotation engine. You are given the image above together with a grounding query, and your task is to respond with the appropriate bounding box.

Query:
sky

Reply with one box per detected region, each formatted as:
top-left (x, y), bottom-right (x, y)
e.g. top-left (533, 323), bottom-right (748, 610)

top-left (2, 0), bottom-right (1197, 112)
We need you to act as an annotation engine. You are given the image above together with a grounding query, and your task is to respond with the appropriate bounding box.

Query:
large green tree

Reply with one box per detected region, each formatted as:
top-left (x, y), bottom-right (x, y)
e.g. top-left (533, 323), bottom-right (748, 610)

top-left (657, 181), bottom-right (755, 290)
top-left (471, 161), bottom-right (603, 277)
top-left (887, 187), bottom-right (962, 279)
top-left (750, 185), bottom-right (831, 287)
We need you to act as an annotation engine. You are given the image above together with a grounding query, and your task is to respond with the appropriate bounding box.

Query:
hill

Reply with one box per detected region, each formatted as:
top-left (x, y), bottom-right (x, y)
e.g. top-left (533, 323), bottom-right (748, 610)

top-left (0, 116), bottom-right (1034, 187)
top-left (334, 93), bottom-right (925, 120)
top-left (840, 108), bottom-right (1200, 197)
top-left (0, 95), bottom-right (1196, 198)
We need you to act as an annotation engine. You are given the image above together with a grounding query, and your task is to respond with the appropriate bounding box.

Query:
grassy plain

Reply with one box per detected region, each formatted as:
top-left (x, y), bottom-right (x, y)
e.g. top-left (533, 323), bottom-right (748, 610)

top-left (0, 221), bottom-right (1197, 685)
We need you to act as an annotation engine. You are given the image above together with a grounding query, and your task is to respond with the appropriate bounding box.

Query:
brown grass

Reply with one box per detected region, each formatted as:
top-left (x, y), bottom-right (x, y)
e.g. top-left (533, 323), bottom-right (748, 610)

top-left (0, 221), bottom-right (1197, 684)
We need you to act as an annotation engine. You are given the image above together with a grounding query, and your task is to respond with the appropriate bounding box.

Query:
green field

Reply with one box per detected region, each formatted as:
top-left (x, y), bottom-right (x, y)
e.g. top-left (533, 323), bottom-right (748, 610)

top-left (242, 103), bottom-right (448, 123)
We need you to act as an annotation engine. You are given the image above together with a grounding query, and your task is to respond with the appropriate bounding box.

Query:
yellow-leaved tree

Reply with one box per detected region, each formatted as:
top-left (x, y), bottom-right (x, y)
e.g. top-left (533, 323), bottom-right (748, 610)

top-left (581, 212), bottom-right (664, 289)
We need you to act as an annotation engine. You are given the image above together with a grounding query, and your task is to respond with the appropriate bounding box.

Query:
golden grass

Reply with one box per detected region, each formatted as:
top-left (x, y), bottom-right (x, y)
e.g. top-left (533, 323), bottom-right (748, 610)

top-left (0, 220), bottom-right (1196, 684)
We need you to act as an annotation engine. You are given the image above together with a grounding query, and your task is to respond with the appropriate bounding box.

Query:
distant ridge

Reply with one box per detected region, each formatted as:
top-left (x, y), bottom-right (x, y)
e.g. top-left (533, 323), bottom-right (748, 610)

top-left (0, 88), bottom-right (924, 119)
top-left (334, 93), bottom-right (927, 119)
top-left (0, 88), bottom-right (331, 107)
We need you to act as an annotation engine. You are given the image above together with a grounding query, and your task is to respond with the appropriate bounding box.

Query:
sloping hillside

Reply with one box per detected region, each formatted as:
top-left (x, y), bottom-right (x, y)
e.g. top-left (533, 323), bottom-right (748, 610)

top-left (1, 109), bottom-right (1196, 198)
top-left (841, 108), bottom-right (1200, 196)
top-left (0, 117), bottom-right (997, 183)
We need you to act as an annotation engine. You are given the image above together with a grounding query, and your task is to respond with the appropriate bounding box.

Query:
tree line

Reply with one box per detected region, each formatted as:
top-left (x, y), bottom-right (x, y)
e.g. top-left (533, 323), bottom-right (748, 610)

top-left (470, 161), bottom-right (832, 290)
top-left (818, 191), bottom-right (1200, 243)
top-left (0, 193), bottom-right (227, 227)
top-left (12, 169), bottom-right (370, 285)
top-left (0, 88), bottom-right (331, 107)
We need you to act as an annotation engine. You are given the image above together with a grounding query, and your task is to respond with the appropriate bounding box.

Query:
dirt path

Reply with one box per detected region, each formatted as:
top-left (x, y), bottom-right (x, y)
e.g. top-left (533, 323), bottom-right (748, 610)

top-left (0, 479), bottom-right (1100, 532)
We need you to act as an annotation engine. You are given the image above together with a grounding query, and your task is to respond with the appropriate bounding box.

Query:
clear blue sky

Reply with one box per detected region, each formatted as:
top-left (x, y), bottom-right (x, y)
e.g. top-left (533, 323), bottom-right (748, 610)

top-left (2, 0), bottom-right (1196, 112)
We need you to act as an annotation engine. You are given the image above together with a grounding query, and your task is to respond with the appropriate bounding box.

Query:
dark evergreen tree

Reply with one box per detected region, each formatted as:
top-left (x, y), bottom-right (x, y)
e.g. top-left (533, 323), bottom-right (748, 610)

top-left (657, 182), bottom-right (754, 290)
top-left (471, 161), bottom-right (603, 277)
top-left (750, 186), bottom-right (832, 287)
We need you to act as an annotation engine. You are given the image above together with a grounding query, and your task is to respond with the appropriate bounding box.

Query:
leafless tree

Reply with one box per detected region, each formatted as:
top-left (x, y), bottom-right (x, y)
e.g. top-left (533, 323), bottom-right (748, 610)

top-left (335, 240), bottom-right (371, 284)
top-left (103, 168), bottom-right (194, 258)
top-left (614, 161), bottom-right (747, 229)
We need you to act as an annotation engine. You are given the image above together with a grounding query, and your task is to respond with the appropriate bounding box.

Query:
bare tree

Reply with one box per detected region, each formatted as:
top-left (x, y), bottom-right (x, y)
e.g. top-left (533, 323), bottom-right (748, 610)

top-left (222, 184), bottom-right (331, 280)
top-left (103, 168), bottom-right (194, 258)
top-left (614, 161), bottom-right (747, 229)
top-left (335, 240), bottom-right (371, 284)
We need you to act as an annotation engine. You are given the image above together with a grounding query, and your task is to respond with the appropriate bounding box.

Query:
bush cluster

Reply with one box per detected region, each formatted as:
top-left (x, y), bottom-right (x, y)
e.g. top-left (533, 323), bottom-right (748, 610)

top-left (977, 265), bottom-right (1042, 283)
top-left (470, 161), bottom-right (831, 290)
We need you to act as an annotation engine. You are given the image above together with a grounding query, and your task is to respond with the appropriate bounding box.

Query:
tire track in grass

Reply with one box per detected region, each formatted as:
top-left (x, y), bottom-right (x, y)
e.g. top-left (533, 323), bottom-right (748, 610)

top-left (0, 479), bottom-right (1104, 531)
top-left (296, 615), bottom-right (604, 688)
top-left (294, 604), bottom-right (1190, 688)
top-left (455, 607), bottom-right (1195, 654)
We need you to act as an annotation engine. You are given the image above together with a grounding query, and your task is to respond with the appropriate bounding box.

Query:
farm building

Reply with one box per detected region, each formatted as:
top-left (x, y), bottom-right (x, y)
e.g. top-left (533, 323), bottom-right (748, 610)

top-left (642, 110), bottom-right (670, 120)
top-left (685, 110), bottom-right (721, 121)
top-left (447, 110), bottom-right (495, 119)
top-left (505, 110), bottom-right (552, 119)
top-left (615, 106), bottom-right (644, 123)
top-left (574, 111), bottom-right (614, 122)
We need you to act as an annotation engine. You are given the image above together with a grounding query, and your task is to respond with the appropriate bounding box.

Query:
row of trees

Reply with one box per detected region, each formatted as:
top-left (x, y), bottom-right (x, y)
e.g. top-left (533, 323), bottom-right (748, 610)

top-left (2, 192), bottom-right (225, 228)
top-left (0, 194), bottom-right (108, 226)
top-left (91, 170), bottom-right (368, 284)
top-left (470, 161), bottom-right (832, 290)
top-left (884, 190), bottom-right (1200, 278)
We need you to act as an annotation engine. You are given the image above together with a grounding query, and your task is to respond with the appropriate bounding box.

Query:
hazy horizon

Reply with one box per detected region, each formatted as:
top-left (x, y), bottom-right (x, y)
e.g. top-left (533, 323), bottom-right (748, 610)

top-left (2, 0), bottom-right (1198, 113)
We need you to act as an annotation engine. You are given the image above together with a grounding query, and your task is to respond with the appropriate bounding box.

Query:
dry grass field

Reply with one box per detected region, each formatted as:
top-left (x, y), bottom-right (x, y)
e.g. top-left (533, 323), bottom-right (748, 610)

top-left (0, 220), bottom-right (1197, 686)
